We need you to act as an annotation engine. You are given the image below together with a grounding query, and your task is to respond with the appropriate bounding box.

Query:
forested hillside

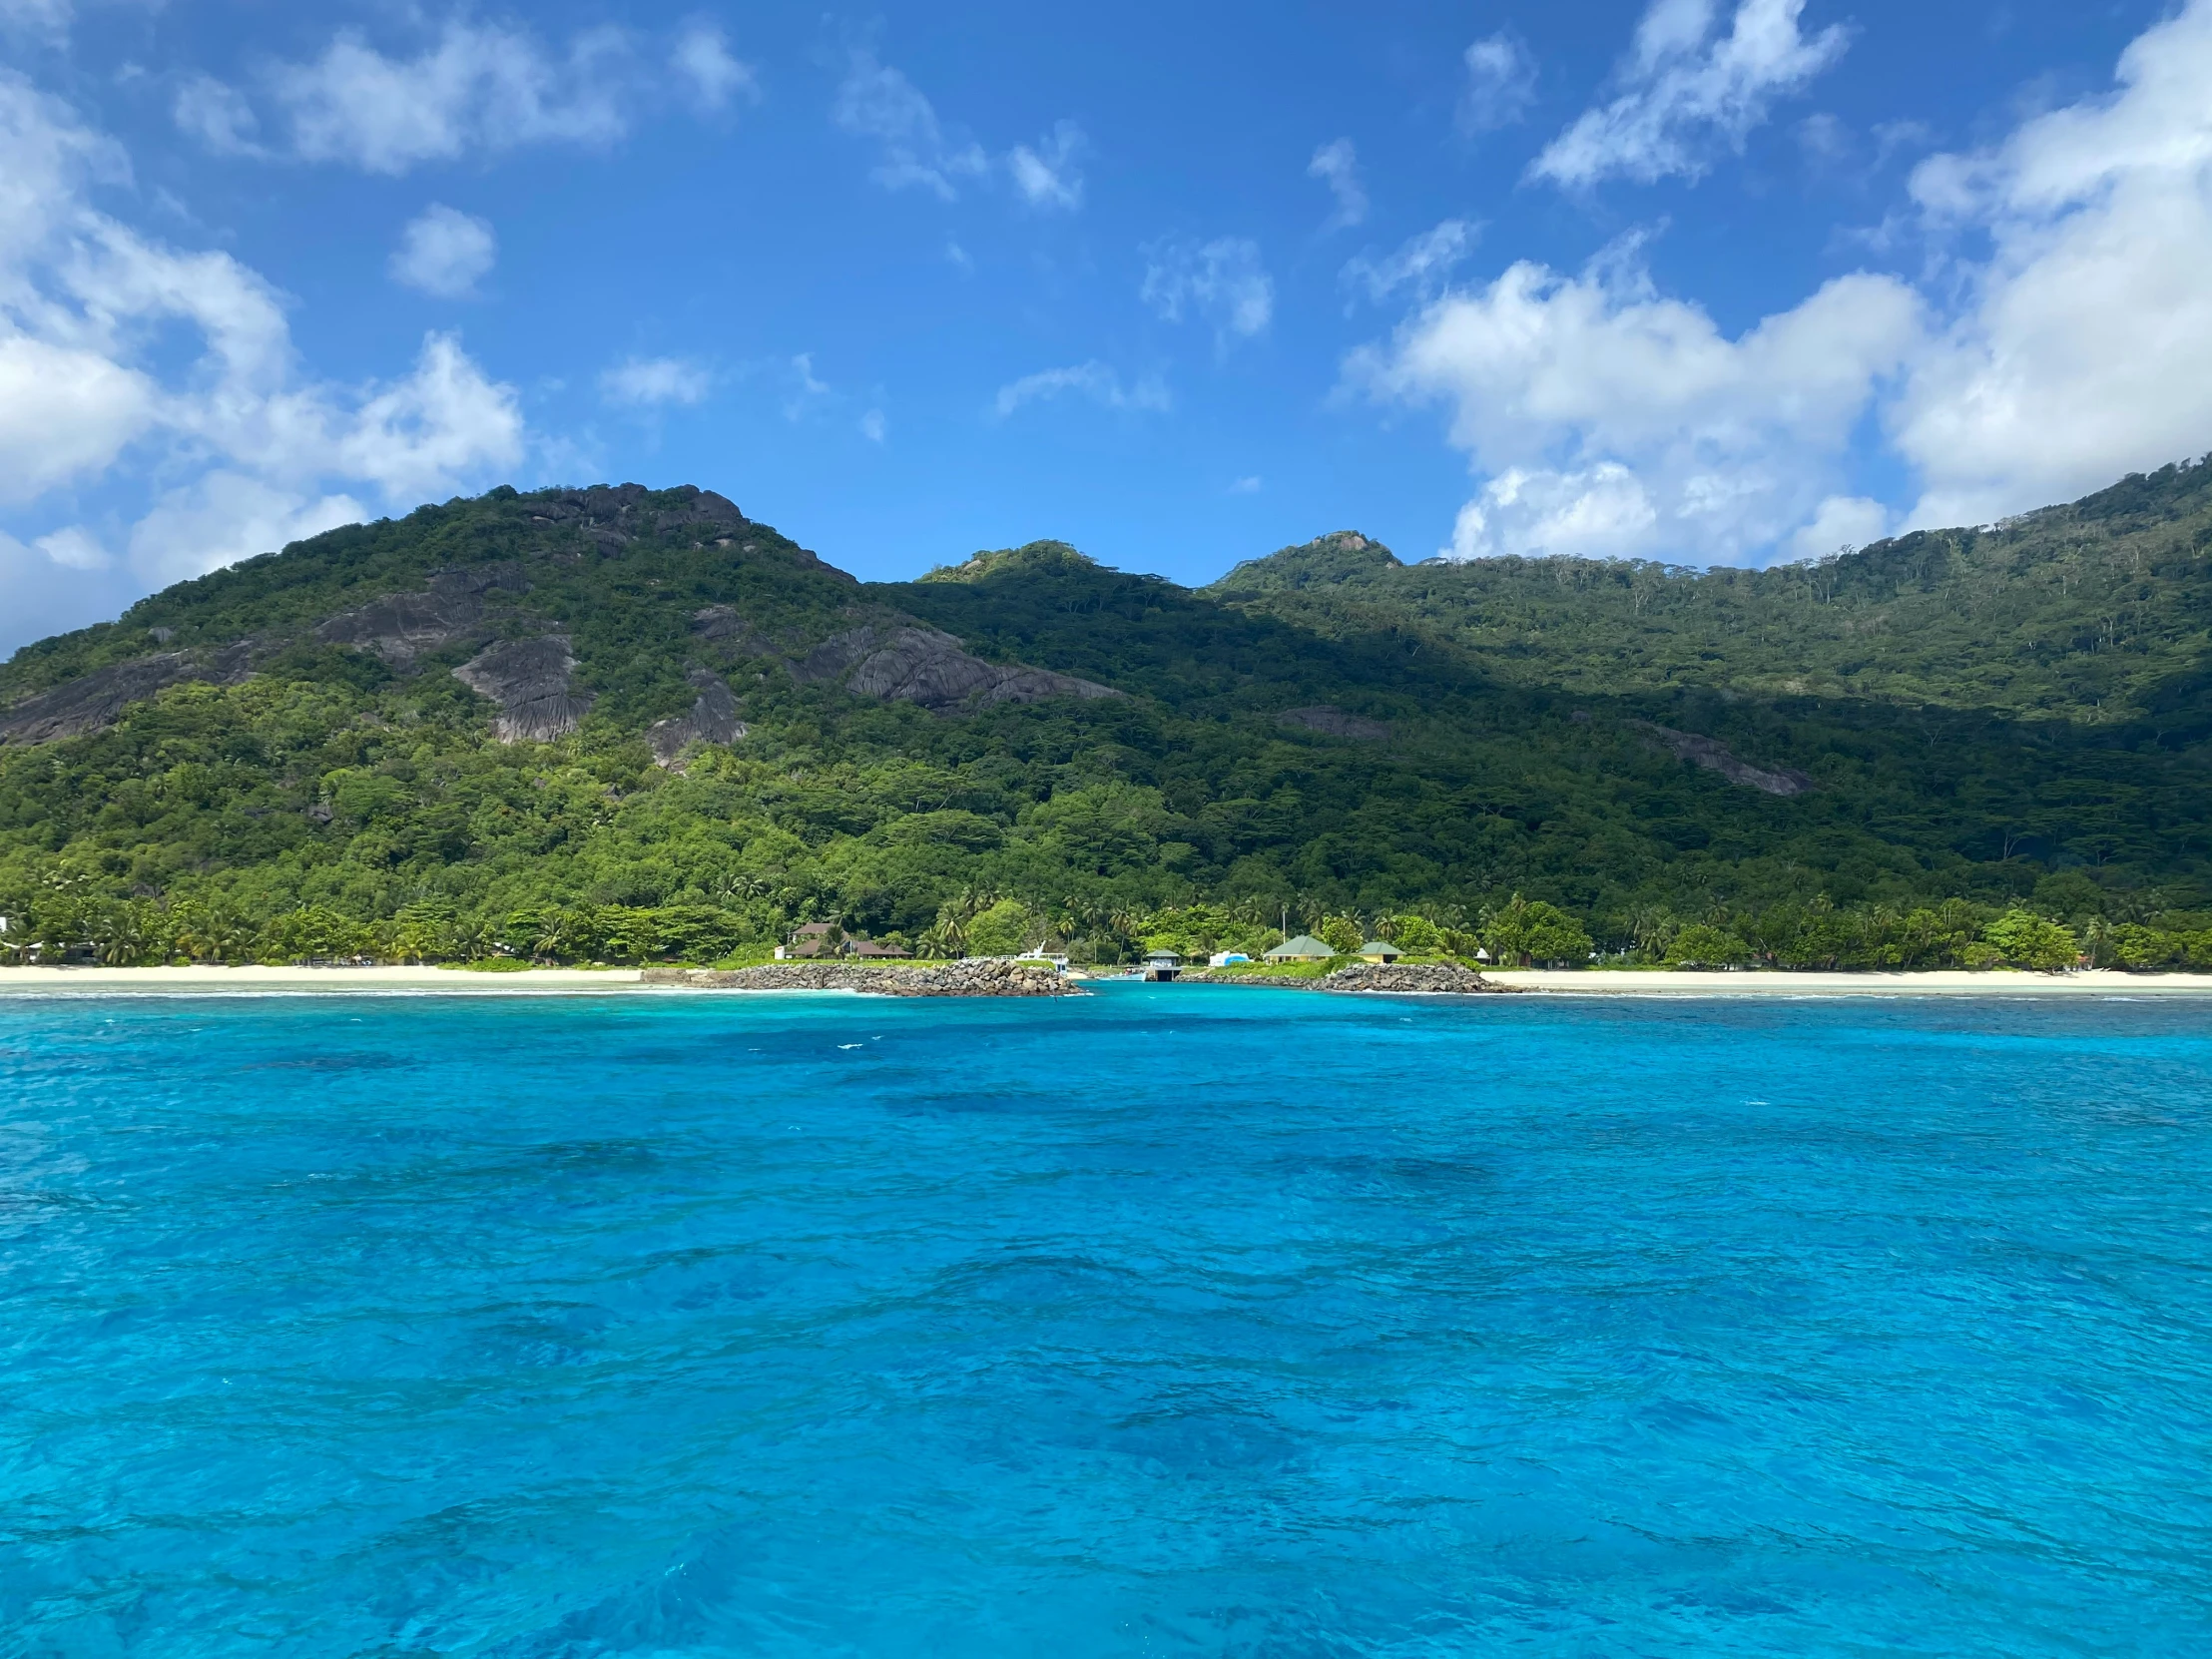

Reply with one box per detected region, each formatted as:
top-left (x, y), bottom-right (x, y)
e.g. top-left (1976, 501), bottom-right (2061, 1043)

top-left (2, 469), bottom-right (2208, 972)
top-left (1211, 458), bottom-right (2212, 731)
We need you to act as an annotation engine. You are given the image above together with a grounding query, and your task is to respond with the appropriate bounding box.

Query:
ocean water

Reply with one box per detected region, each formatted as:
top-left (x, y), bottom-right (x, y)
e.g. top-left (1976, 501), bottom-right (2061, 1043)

top-left (1, 985), bottom-right (2209, 1657)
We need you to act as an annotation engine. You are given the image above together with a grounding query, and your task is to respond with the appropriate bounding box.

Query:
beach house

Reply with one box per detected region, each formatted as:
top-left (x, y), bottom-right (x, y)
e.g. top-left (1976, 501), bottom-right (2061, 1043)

top-left (1358, 940), bottom-right (1403, 963)
top-left (1265, 934), bottom-right (1334, 961)
top-left (1142, 949), bottom-right (1182, 982)
top-left (777, 921), bottom-right (840, 960)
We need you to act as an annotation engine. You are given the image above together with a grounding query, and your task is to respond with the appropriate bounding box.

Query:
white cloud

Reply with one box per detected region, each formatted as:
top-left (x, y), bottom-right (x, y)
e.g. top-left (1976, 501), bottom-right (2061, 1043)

top-left (601, 354), bottom-right (712, 407)
top-left (0, 335), bottom-right (156, 503)
top-left (1448, 463), bottom-right (1658, 560)
top-left (831, 48), bottom-right (986, 200)
top-left (1787, 493), bottom-right (1891, 560)
top-left (1460, 34), bottom-right (1537, 134)
top-left (1532, 0), bottom-right (1849, 188)
top-left (331, 332), bottom-right (523, 501)
top-left (0, 71), bottom-right (528, 655)
top-left (262, 21), bottom-right (630, 174)
top-left (0, 0), bottom-right (69, 36)
top-left (127, 474), bottom-right (366, 589)
top-left (1141, 237), bottom-right (1274, 343)
top-left (1309, 138), bottom-right (1367, 231)
top-left (1352, 248), bottom-right (1920, 561)
top-left (172, 75), bottom-right (262, 157)
top-left (1009, 120), bottom-right (1085, 210)
top-left (859, 408), bottom-right (886, 443)
top-left (1890, 0), bottom-right (2212, 527)
top-left (1342, 219), bottom-right (1478, 304)
top-left (1360, 0), bottom-right (2212, 566)
top-left (1229, 475), bottom-right (1262, 495)
top-left (992, 361), bottom-right (1171, 419)
top-left (34, 525), bottom-right (106, 569)
top-left (672, 20), bottom-right (758, 110)
top-left (388, 204), bottom-right (496, 298)
top-left (785, 351), bottom-right (832, 421)
top-left (833, 49), bottom-right (1084, 211)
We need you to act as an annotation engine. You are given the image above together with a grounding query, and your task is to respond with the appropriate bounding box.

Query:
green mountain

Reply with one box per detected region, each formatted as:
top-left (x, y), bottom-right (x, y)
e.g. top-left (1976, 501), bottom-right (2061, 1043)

top-left (1208, 460), bottom-right (2212, 731)
top-left (2, 468), bottom-right (2208, 971)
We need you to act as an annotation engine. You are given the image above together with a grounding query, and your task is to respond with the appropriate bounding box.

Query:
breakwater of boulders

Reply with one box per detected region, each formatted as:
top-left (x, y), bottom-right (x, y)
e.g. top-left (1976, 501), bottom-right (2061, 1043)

top-left (1181, 962), bottom-right (1514, 995)
top-left (642, 960), bottom-right (1084, 997)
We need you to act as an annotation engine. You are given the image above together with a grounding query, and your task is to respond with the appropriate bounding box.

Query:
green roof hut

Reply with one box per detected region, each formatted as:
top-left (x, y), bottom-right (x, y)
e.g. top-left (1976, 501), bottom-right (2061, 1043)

top-left (1265, 934), bottom-right (1335, 961)
top-left (1358, 940), bottom-right (1403, 962)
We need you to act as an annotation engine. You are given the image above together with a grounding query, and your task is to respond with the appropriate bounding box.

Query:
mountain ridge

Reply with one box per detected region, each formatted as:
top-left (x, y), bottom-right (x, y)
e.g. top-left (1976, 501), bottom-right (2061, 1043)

top-left (1209, 457), bottom-right (2212, 729)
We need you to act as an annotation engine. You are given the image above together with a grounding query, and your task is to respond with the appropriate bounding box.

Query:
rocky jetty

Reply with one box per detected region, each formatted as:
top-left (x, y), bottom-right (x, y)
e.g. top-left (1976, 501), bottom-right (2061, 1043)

top-left (1316, 961), bottom-right (1510, 994)
top-left (1182, 961), bottom-right (1512, 995)
top-left (642, 959), bottom-right (1083, 997)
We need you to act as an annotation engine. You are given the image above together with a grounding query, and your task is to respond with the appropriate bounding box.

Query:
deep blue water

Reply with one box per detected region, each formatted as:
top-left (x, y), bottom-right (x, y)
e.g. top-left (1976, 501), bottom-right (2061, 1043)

top-left (2, 984), bottom-right (2210, 1656)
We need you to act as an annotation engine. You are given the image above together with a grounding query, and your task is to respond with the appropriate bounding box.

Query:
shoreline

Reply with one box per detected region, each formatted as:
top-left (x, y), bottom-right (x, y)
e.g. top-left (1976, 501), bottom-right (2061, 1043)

top-left (0, 965), bottom-right (648, 994)
top-left (0, 964), bottom-right (2209, 998)
top-left (1479, 967), bottom-right (2212, 996)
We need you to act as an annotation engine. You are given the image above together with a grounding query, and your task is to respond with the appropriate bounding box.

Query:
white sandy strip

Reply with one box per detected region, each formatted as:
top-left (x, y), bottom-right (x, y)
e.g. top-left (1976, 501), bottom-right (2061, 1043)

top-left (0, 965), bottom-right (648, 994)
top-left (1482, 968), bottom-right (2212, 996)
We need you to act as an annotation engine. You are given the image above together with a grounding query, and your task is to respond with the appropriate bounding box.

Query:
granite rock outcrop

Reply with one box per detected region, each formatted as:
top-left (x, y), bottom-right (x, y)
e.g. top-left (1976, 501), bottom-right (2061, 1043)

top-left (648, 671), bottom-right (749, 767)
top-left (0, 642), bottom-right (258, 746)
top-left (792, 623), bottom-right (1120, 713)
top-left (314, 565), bottom-right (527, 667)
top-left (454, 636), bottom-right (593, 742)
top-left (1633, 722), bottom-right (1815, 797)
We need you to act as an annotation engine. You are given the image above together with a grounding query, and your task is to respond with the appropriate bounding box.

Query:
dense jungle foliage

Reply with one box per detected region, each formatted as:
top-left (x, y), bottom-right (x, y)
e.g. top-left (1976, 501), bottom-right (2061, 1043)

top-left (2, 467), bottom-right (2209, 971)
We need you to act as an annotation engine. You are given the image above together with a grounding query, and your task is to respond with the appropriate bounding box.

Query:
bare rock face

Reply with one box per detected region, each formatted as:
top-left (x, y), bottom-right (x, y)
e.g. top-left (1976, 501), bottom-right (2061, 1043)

top-left (520, 483), bottom-right (851, 578)
top-left (690, 606), bottom-right (774, 652)
top-left (1280, 705), bottom-right (1390, 741)
top-left (648, 671), bottom-right (749, 767)
top-left (315, 566), bottom-right (525, 667)
top-left (651, 486), bottom-right (747, 537)
top-left (793, 624), bottom-right (1120, 713)
top-left (1635, 722), bottom-right (1814, 797)
top-left (0, 642), bottom-right (257, 746)
top-left (454, 636), bottom-right (592, 742)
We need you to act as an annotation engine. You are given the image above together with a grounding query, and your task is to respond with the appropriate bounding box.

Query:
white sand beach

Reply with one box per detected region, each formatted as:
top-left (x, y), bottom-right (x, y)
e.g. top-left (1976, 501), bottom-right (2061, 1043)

top-left (0, 965), bottom-right (649, 993)
top-left (1, 963), bottom-right (2209, 996)
top-left (1482, 968), bottom-right (2212, 995)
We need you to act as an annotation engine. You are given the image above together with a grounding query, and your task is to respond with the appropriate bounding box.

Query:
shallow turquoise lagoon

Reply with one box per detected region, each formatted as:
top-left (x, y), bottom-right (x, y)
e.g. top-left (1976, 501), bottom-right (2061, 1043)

top-left (2, 984), bottom-right (2209, 1655)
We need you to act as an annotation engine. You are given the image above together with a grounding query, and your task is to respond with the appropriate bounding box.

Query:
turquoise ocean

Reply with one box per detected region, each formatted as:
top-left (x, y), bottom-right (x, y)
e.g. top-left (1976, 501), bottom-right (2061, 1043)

top-left (2, 983), bottom-right (2208, 1655)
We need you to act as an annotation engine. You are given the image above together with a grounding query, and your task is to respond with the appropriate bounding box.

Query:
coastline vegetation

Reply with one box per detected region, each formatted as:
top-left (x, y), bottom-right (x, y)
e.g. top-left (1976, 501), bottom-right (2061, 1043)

top-left (3, 467), bottom-right (2209, 977)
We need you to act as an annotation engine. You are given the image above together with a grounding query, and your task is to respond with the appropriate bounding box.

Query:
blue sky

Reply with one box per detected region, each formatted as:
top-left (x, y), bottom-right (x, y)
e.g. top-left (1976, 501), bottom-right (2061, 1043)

top-left (3, 0), bottom-right (2209, 656)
